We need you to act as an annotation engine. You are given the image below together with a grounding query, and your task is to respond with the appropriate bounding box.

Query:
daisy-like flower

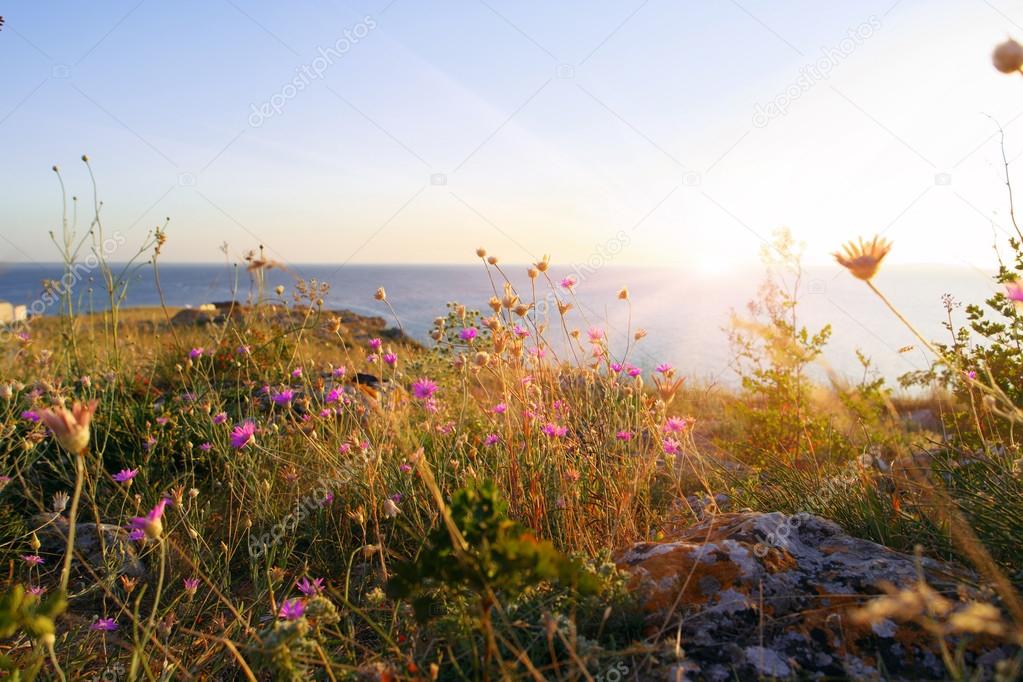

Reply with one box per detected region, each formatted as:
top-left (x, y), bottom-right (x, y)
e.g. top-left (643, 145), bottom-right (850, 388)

top-left (91, 617), bottom-right (118, 632)
top-left (182, 578), bottom-right (199, 596)
top-left (212, 412), bottom-right (228, 425)
top-left (112, 468), bottom-right (138, 484)
top-left (369, 338), bottom-right (383, 351)
top-left (291, 367), bottom-right (303, 378)
top-left (559, 276), bottom-right (577, 290)
top-left (459, 327), bottom-right (478, 342)
top-left (663, 438), bottom-right (681, 456)
top-left (296, 576), bottom-right (324, 597)
top-left (834, 236), bottom-right (892, 281)
top-left (21, 554), bottom-right (44, 566)
top-left (492, 402), bottom-right (507, 414)
top-left (271, 389), bottom-right (294, 406)
top-left (655, 363), bottom-right (673, 375)
top-left (484, 433), bottom-right (501, 446)
top-left (199, 442), bottom-right (212, 452)
top-left (188, 347), bottom-right (204, 360)
top-left (278, 598), bottom-right (305, 620)
top-left (129, 498), bottom-right (170, 540)
top-left (626, 365), bottom-right (642, 378)
top-left (587, 327), bottom-right (604, 343)
top-left (610, 362), bottom-right (624, 373)
top-left (616, 430), bottom-right (633, 441)
top-left (542, 423), bottom-right (568, 438)
top-left (383, 352), bottom-right (398, 366)
top-left (663, 416), bottom-right (691, 434)
top-left (230, 421), bottom-right (257, 449)
top-left (38, 400), bottom-right (99, 455)
top-left (411, 378), bottom-right (438, 400)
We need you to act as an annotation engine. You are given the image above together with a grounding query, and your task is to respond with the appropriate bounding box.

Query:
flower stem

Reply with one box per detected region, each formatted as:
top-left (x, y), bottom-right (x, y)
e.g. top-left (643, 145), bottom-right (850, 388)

top-left (59, 453), bottom-right (85, 594)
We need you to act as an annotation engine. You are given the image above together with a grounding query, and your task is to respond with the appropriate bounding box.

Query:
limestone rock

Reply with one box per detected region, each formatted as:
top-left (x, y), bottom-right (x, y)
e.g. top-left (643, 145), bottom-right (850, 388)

top-left (615, 512), bottom-right (1009, 680)
top-left (35, 514), bottom-right (145, 579)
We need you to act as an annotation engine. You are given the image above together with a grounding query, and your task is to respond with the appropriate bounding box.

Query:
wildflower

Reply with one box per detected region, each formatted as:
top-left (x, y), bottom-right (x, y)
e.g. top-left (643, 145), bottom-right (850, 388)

top-left (367, 353), bottom-right (379, 363)
top-left (663, 416), bottom-right (691, 434)
top-left (542, 423), bottom-right (568, 438)
top-left (663, 438), bottom-right (681, 455)
top-left (626, 365), bottom-right (641, 378)
top-left (383, 498), bottom-right (401, 518)
top-left (399, 463), bottom-right (412, 473)
top-left (230, 421), bottom-right (257, 449)
top-left (271, 389), bottom-right (294, 406)
top-left (188, 347), bottom-right (204, 360)
top-left (459, 327), bottom-right (478, 342)
top-left (297, 576), bottom-right (324, 597)
top-left (834, 236), bottom-right (892, 281)
top-left (27, 585), bottom-right (45, 597)
top-left (333, 365), bottom-right (347, 377)
top-left (587, 327), bottom-right (604, 343)
top-left (1005, 280), bottom-right (1023, 314)
top-left (610, 362), bottom-right (623, 373)
top-left (485, 433), bottom-right (500, 446)
top-left (374, 287), bottom-right (386, 301)
top-left (199, 442), bottom-right (212, 452)
top-left (91, 618), bottom-right (118, 632)
top-left (183, 578), bottom-right (199, 596)
top-left (993, 38), bottom-right (1023, 73)
top-left (616, 430), bottom-right (632, 441)
top-left (129, 498), bottom-right (170, 540)
top-left (156, 416), bottom-right (170, 427)
top-left (38, 400), bottom-right (98, 455)
top-left (112, 468), bottom-right (138, 484)
top-left (52, 492), bottom-right (69, 513)
top-left (656, 363), bottom-right (673, 375)
top-left (236, 345), bottom-right (251, 355)
top-left (492, 402), bottom-right (507, 414)
top-left (559, 276), bottom-right (576, 290)
top-left (383, 352), bottom-right (398, 366)
top-left (21, 410), bottom-right (40, 423)
top-left (618, 286), bottom-right (629, 300)
top-left (213, 412), bottom-right (228, 425)
top-left (338, 443), bottom-right (352, 454)
top-left (278, 598), bottom-right (305, 620)
top-left (535, 255), bottom-right (550, 272)
top-left (21, 554), bottom-right (44, 566)
top-left (291, 367), bottom-right (302, 378)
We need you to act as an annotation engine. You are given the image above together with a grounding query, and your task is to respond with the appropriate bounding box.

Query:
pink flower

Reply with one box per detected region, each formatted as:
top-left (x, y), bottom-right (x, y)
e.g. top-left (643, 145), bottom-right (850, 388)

top-left (542, 423), bottom-right (567, 438)
top-left (199, 442), bottom-right (212, 452)
top-left (129, 498), bottom-right (170, 540)
top-left (291, 367), bottom-right (303, 378)
top-left (492, 403), bottom-right (507, 414)
top-left (587, 327), bottom-right (604, 343)
top-left (459, 327), bottom-right (478, 342)
top-left (213, 412), bottom-right (228, 425)
top-left (559, 276), bottom-right (576, 290)
top-left (279, 599), bottom-right (305, 620)
top-left (610, 363), bottom-right (624, 373)
top-left (38, 400), bottom-right (99, 455)
top-left (230, 421), bottom-right (256, 449)
top-left (412, 378), bottom-right (438, 400)
top-left (369, 338), bottom-right (383, 351)
top-left (484, 433), bottom-right (500, 446)
top-left (333, 366), bottom-right (347, 377)
top-left (663, 438), bottom-right (681, 455)
top-left (236, 345), bottom-right (251, 356)
top-left (271, 389), bottom-right (294, 406)
top-left (656, 363), bottom-right (673, 374)
top-left (27, 585), bottom-right (45, 597)
top-left (367, 353), bottom-right (379, 363)
top-left (663, 416), bottom-right (691, 434)
top-left (21, 554), bottom-right (44, 566)
top-left (338, 443), bottom-right (352, 454)
top-left (626, 365), bottom-right (641, 378)
top-left (399, 463), bottom-right (412, 473)
top-left (112, 468), bottom-right (138, 484)
top-left (21, 410), bottom-right (40, 423)
top-left (326, 388), bottom-right (342, 404)
top-left (513, 325), bottom-right (529, 339)
top-left (296, 576), bottom-right (324, 597)
top-left (91, 617), bottom-right (118, 631)
top-left (383, 352), bottom-right (398, 366)
top-left (616, 430), bottom-right (632, 441)
top-left (183, 578), bottom-right (199, 595)
top-left (188, 347), bottom-right (204, 360)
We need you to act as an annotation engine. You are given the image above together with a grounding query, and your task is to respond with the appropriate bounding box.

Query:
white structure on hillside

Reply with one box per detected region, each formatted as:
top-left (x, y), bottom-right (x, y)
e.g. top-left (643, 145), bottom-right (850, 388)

top-left (0, 302), bottom-right (27, 324)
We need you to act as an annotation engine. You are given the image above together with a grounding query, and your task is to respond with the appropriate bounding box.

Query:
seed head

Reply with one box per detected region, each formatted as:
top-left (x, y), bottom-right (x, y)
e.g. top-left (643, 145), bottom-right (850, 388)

top-left (834, 235), bottom-right (892, 281)
top-left (993, 39), bottom-right (1023, 74)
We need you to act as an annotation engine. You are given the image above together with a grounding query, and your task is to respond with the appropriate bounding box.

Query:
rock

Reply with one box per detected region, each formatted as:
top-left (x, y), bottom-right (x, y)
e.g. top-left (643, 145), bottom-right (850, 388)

top-left (615, 512), bottom-right (1007, 680)
top-left (35, 514), bottom-right (145, 579)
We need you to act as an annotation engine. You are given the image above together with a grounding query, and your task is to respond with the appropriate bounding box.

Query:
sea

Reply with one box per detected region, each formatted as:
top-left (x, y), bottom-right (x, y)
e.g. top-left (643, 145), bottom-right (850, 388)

top-left (0, 262), bottom-right (1002, 388)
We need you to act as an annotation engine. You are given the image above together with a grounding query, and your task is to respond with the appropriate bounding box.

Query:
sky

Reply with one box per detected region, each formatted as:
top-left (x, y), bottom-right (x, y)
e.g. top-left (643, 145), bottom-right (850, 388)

top-left (2, 0), bottom-right (1023, 270)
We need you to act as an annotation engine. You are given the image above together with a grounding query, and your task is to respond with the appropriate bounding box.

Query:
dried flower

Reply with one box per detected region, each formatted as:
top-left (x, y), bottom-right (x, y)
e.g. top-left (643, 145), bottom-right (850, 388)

top-left (834, 236), bottom-right (892, 281)
top-left (38, 399), bottom-right (98, 455)
top-left (383, 498), bottom-right (401, 518)
top-left (374, 287), bottom-right (386, 301)
top-left (993, 38), bottom-right (1023, 74)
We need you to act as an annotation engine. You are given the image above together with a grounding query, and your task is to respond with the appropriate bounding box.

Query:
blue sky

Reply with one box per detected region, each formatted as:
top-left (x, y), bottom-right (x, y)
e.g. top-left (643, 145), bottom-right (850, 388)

top-left (2, 0), bottom-right (1022, 269)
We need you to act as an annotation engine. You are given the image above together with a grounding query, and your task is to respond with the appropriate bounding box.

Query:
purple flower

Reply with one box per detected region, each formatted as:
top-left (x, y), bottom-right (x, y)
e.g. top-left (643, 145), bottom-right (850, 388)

top-left (626, 365), bottom-right (641, 378)
top-left (663, 438), bottom-right (681, 455)
top-left (291, 367), bottom-right (303, 378)
top-left (663, 416), bottom-right (691, 434)
top-left (383, 352), bottom-right (397, 366)
top-left (278, 598), bottom-right (305, 620)
top-left (338, 443), bottom-right (352, 454)
top-left (21, 554), bottom-right (44, 566)
top-left (91, 617), bottom-right (118, 632)
top-left (199, 442), bottom-right (212, 452)
top-left (610, 363), bottom-right (624, 373)
top-left (513, 325), bottom-right (529, 339)
top-left (484, 433), bottom-right (500, 446)
top-left (296, 577), bottom-right (324, 597)
top-left (459, 327), bottom-right (478, 342)
top-left (188, 347), bottom-right (204, 360)
top-left (183, 578), bottom-right (199, 595)
top-left (412, 378), bottom-right (438, 400)
top-left (616, 430), bottom-right (632, 441)
top-left (492, 403), bottom-right (507, 414)
top-left (230, 421), bottom-right (256, 449)
top-left (156, 416), bottom-right (170, 426)
top-left (542, 423), bottom-right (567, 438)
top-left (212, 412), bottom-right (228, 425)
top-left (21, 410), bottom-right (40, 423)
top-left (369, 338), bottom-right (383, 351)
top-left (559, 276), bottom-right (576, 290)
top-left (399, 463), bottom-right (412, 473)
top-left (128, 528), bottom-right (145, 542)
top-left (129, 498), bottom-right (170, 540)
top-left (272, 389), bottom-right (294, 406)
top-left (656, 363), bottom-right (673, 374)
top-left (236, 345), bottom-right (251, 356)
top-left (112, 468), bottom-right (138, 484)
top-left (333, 366), bottom-right (347, 378)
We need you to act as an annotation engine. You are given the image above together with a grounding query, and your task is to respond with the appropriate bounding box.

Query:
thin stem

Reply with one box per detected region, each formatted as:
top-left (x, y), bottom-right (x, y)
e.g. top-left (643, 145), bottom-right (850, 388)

top-left (59, 453), bottom-right (85, 594)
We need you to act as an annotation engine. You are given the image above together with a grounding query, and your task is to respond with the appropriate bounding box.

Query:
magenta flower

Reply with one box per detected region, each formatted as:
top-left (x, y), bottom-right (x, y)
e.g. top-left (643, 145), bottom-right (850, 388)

top-left (278, 598), bottom-right (305, 620)
top-left (559, 276), bottom-right (576, 290)
top-left (542, 423), bottom-right (567, 438)
top-left (587, 327), bottom-right (604, 343)
top-left (616, 430), bottom-right (632, 441)
top-left (27, 585), bottom-right (45, 597)
top-left (188, 347), bottom-right (204, 360)
top-left (399, 463), bottom-right (412, 474)
top-left (412, 378), bottom-right (438, 400)
top-left (230, 421), bottom-right (256, 449)
top-left (199, 442), bottom-right (212, 452)
top-left (459, 327), bottom-right (478, 342)
top-left (492, 403), bottom-right (507, 414)
top-left (663, 438), bottom-right (681, 455)
top-left (383, 352), bottom-right (398, 366)
top-left (663, 416), bottom-right (691, 434)
top-left (129, 498), bottom-right (170, 540)
top-left (296, 576), bottom-right (324, 597)
top-left (338, 443), bottom-right (352, 454)
top-left (656, 363), bottom-right (673, 374)
top-left (610, 363), bottom-right (623, 373)
top-left (513, 324), bottom-right (529, 339)
top-left (112, 468), bottom-right (138, 484)
top-left (272, 389), bottom-right (294, 406)
top-left (369, 338), bottom-right (383, 351)
top-left (626, 365), bottom-right (641, 378)
top-left (91, 617), bottom-right (118, 631)
top-left (212, 412), bottom-right (228, 425)
top-left (291, 367), bottom-right (303, 378)
top-left (326, 388), bottom-right (342, 404)
top-left (484, 433), bottom-right (500, 446)
top-left (21, 554), bottom-right (44, 566)
top-left (333, 365), bottom-right (347, 378)
top-left (183, 577), bottom-right (199, 595)
top-left (21, 410), bottom-right (40, 423)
